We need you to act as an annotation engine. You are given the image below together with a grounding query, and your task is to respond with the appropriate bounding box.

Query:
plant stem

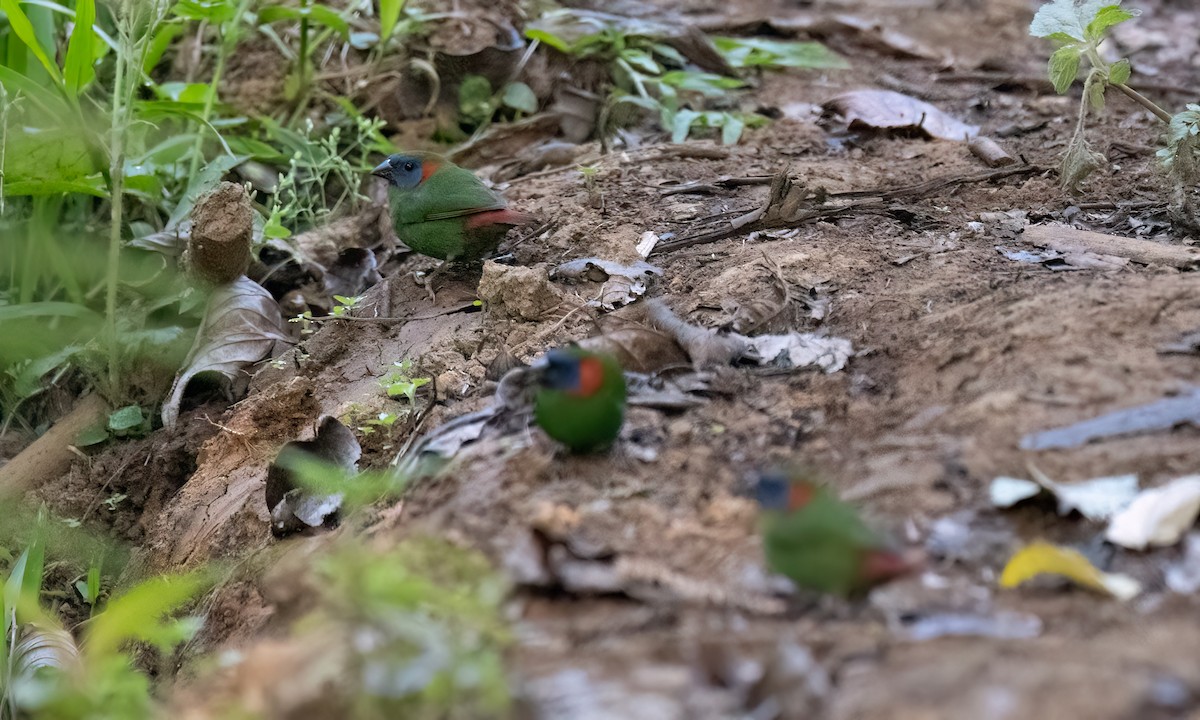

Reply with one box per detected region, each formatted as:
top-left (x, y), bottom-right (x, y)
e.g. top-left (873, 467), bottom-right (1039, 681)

top-left (187, 0), bottom-right (252, 179)
top-left (298, 0), bottom-right (309, 96)
top-left (0, 83), bottom-right (8, 217)
top-left (105, 9), bottom-right (132, 396)
top-left (1115, 83), bottom-right (1172, 124)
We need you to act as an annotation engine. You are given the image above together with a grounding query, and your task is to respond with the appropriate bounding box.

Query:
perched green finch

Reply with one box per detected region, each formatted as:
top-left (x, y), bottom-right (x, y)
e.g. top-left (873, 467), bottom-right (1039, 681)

top-left (372, 152), bottom-right (530, 264)
top-left (757, 470), bottom-right (915, 597)
top-left (533, 347), bottom-right (626, 453)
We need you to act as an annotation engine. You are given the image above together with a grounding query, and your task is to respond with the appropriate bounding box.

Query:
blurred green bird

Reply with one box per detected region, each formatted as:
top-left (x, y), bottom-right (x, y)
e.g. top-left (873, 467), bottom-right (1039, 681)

top-left (757, 469), bottom-right (916, 597)
top-left (533, 347), bottom-right (626, 453)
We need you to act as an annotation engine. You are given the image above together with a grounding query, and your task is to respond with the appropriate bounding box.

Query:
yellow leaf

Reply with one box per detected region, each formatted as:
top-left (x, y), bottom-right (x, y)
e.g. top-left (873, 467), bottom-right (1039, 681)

top-left (999, 542), bottom-right (1141, 601)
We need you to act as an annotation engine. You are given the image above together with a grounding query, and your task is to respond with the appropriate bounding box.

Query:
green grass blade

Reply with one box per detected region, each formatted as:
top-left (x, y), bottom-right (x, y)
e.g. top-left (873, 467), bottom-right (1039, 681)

top-left (380, 0), bottom-right (404, 40)
top-left (63, 0), bottom-right (96, 97)
top-left (0, 301), bottom-right (102, 322)
top-left (0, 0), bottom-right (64, 86)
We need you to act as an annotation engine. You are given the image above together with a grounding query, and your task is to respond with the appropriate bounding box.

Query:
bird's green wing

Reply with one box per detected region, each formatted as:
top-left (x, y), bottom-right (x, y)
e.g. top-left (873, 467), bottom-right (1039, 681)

top-left (404, 163), bottom-right (506, 223)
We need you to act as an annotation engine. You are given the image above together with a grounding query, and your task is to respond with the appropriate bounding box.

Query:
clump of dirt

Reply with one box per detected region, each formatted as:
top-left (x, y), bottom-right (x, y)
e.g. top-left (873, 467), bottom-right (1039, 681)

top-left (33, 401), bottom-right (225, 543)
top-left (185, 182), bottom-right (253, 286)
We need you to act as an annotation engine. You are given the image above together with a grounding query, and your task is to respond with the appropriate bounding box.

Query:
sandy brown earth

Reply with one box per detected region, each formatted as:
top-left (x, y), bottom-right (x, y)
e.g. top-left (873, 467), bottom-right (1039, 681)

top-left (15, 0), bottom-right (1200, 717)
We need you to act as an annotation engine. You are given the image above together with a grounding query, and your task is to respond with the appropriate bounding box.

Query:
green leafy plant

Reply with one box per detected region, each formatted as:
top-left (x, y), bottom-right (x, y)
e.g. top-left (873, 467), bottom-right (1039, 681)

top-left (712, 36), bottom-right (849, 71)
top-left (19, 571), bottom-right (211, 720)
top-left (73, 563), bottom-right (102, 615)
top-left (257, 0), bottom-right (351, 102)
top-left (457, 74), bottom-right (539, 130)
top-left (330, 294), bottom-right (361, 317)
top-left (1030, 0), bottom-right (1174, 190)
top-left (311, 538), bottom-right (511, 718)
top-left (0, 507), bottom-right (211, 720)
top-left (256, 110), bottom-right (389, 240)
top-left (527, 12), bottom-right (842, 145)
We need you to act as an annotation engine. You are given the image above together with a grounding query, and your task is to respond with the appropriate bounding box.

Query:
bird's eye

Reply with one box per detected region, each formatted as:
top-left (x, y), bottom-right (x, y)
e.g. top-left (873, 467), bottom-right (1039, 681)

top-left (403, 161), bottom-right (415, 172)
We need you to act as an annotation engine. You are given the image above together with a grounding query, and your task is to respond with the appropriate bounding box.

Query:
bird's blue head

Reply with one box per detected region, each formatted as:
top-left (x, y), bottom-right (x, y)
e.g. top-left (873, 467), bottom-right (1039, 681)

top-left (371, 154), bottom-right (433, 190)
top-left (755, 469), bottom-right (821, 511)
top-left (755, 472), bottom-right (791, 511)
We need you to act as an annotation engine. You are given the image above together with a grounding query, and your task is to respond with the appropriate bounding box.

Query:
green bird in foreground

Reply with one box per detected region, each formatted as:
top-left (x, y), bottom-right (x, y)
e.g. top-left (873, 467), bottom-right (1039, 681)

top-left (372, 152), bottom-right (531, 296)
top-left (533, 347), bottom-right (626, 453)
top-left (757, 470), bottom-right (916, 597)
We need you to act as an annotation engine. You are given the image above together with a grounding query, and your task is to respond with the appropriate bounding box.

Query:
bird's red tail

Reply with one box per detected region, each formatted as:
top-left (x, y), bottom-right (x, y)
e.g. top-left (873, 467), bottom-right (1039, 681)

top-left (467, 209), bottom-right (535, 230)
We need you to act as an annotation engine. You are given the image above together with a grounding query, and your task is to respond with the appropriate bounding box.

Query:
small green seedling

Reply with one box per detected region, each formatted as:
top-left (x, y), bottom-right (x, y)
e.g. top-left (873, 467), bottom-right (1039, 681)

top-left (378, 360), bottom-right (430, 405)
top-left (331, 295), bottom-right (361, 317)
top-left (106, 405), bottom-right (148, 438)
top-left (74, 405), bottom-right (150, 447)
top-left (1031, 0), bottom-right (1143, 189)
top-left (102, 493), bottom-right (128, 512)
top-left (73, 563), bottom-right (102, 615)
top-left (578, 164), bottom-right (602, 206)
top-left (457, 74), bottom-right (539, 130)
top-left (1029, 1), bottom-right (1181, 189)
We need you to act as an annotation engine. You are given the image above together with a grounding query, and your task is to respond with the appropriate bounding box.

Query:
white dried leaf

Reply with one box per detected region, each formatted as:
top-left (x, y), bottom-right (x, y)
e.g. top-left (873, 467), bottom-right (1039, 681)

top-left (1106, 476), bottom-right (1200, 550)
top-left (745, 333), bottom-right (854, 373)
top-left (989, 476), bottom-right (1041, 508)
top-left (636, 231), bottom-right (660, 258)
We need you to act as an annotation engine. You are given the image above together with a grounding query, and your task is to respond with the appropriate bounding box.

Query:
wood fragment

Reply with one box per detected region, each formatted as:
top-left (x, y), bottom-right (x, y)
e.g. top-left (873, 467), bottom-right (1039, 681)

top-left (1023, 224), bottom-right (1200, 270)
top-left (968, 136), bottom-right (1015, 167)
top-left (0, 394), bottom-right (108, 497)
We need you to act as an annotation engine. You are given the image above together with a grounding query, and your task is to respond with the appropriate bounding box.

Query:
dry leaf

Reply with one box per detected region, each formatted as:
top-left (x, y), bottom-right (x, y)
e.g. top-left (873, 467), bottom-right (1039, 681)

top-left (1106, 475), bottom-right (1200, 550)
top-left (636, 232), bottom-right (660, 258)
top-left (999, 542), bottom-right (1141, 600)
top-left (266, 416), bottom-right (362, 537)
top-left (990, 471), bottom-right (1139, 521)
top-left (824, 90), bottom-right (979, 141)
top-left (550, 258), bottom-right (663, 311)
top-left (744, 333), bottom-right (853, 373)
top-left (162, 276), bottom-right (290, 429)
top-left (575, 327), bottom-right (691, 374)
top-left (13, 623), bottom-right (80, 675)
top-left (989, 476), bottom-right (1042, 508)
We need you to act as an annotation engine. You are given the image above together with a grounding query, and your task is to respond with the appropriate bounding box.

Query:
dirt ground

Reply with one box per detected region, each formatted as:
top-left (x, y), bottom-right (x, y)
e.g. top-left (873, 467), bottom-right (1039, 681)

top-left (17, 0), bottom-right (1200, 717)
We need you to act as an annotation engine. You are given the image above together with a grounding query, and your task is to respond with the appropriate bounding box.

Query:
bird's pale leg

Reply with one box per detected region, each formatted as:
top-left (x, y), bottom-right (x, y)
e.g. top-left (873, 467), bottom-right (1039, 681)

top-left (417, 261), bottom-right (448, 302)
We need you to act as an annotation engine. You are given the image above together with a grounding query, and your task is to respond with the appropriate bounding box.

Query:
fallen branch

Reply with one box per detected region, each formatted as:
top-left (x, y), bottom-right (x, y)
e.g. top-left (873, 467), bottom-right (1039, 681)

top-left (1023, 224), bottom-right (1200, 270)
top-left (653, 164), bottom-right (1044, 255)
top-left (0, 394), bottom-right (108, 497)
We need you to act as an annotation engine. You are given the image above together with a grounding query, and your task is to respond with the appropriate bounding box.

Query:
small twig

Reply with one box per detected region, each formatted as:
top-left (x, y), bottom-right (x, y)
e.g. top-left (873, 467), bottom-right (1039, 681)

top-left (305, 301), bottom-right (480, 323)
top-left (659, 175), bottom-right (775, 197)
top-left (1114, 83), bottom-right (1173, 124)
top-left (829, 163), bottom-right (1045, 201)
top-left (80, 452), bottom-right (143, 522)
top-left (509, 299), bottom-right (595, 355)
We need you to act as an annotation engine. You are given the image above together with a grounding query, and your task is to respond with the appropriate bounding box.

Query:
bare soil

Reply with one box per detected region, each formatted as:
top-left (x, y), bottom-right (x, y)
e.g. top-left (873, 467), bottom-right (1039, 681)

top-left (16, 0), bottom-right (1200, 717)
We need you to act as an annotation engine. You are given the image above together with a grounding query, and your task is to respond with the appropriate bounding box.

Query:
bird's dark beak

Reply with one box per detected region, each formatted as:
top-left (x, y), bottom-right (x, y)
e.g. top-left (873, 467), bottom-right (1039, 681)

top-left (371, 159), bottom-right (391, 179)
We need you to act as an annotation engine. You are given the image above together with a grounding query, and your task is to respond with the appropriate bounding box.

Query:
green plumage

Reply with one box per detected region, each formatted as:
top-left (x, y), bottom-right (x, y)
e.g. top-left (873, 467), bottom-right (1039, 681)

top-left (534, 349), bottom-right (626, 454)
top-left (377, 153), bottom-right (519, 262)
top-left (760, 481), bottom-right (907, 597)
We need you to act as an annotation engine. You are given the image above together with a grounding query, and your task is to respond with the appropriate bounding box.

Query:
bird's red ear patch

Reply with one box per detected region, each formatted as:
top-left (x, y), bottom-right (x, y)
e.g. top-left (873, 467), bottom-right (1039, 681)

top-left (788, 482), bottom-right (816, 510)
top-left (421, 160), bottom-right (440, 183)
top-left (569, 356), bottom-right (605, 398)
